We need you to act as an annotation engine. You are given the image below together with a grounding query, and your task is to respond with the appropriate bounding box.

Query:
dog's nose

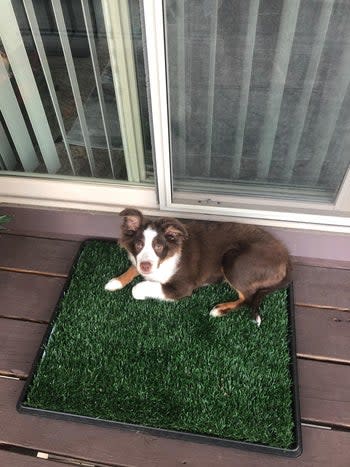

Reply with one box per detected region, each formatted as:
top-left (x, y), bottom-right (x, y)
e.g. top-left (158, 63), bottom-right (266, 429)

top-left (140, 261), bottom-right (152, 273)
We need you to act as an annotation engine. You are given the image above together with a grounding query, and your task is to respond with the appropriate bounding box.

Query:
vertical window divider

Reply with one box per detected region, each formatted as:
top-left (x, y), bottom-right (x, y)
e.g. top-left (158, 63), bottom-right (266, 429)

top-left (204, 0), bottom-right (218, 177)
top-left (101, 0), bottom-right (146, 183)
top-left (143, 0), bottom-right (172, 207)
top-left (175, 0), bottom-right (186, 178)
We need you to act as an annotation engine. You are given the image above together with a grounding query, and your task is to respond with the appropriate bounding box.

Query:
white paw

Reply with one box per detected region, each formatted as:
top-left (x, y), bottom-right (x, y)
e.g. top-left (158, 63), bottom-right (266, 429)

top-left (251, 315), bottom-right (261, 327)
top-left (132, 281), bottom-right (168, 301)
top-left (132, 281), bottom-right (148, 300)
top-left (209, 307), bottom-right (222, 318)
top-left (105, 278), bottom-right (123, 291)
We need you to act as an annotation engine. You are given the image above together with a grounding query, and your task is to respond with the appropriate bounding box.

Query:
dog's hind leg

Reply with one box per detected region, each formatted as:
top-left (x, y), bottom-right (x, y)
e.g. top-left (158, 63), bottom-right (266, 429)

top-left (105, 265), bottom-right (139, 291)
top-left (209, 283), bottom-right (264, 324)
top-left (210, 250), bottom-right (248, 318)
top-left (210, 290), bottom-right (246, 317)
top-left (247, 277), bottom-right (292, 326)
top-left (212, 246), bottom-right (290, 324)
top-left (246, 290), bottom-right (265, 326)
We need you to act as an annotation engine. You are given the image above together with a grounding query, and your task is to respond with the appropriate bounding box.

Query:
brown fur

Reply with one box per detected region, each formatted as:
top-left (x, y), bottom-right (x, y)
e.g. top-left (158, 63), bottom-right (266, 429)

top-left (113, 265), bottom-right (139, 287)
top-left (116, 209), bottom-right (292, 321)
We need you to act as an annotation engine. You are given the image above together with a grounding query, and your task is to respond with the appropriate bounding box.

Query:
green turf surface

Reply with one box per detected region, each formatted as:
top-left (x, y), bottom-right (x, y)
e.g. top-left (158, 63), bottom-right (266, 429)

top-left (24, 240), bottom-right (295, 449)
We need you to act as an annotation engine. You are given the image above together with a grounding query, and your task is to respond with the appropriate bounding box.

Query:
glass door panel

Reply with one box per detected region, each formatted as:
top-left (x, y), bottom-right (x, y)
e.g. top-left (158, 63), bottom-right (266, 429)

top-left (165, 0), bottom-right (350, 203)
top-left (0, 0), bottom-right (153, 183)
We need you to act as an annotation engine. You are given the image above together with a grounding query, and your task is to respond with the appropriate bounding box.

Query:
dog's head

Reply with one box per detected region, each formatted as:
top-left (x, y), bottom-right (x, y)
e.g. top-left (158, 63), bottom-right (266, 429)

top-left (119, 208), bottom-right (188, 276)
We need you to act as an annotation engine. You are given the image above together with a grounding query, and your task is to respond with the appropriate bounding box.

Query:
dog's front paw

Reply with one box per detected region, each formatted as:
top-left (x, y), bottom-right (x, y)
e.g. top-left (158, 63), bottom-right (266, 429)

top-left (132, 281), bottom-right (149, 300)
top-left (105, 278), bottom-right (123, 291)
top-left (132, 281), bottom-right (169, 300)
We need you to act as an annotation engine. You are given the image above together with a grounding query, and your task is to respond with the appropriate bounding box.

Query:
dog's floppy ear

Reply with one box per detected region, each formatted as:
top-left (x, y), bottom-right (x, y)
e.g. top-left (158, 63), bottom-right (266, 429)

top-left (160, 218), bottom-right (188, 242)
top-left (120, 208), bottom-right (143, 235)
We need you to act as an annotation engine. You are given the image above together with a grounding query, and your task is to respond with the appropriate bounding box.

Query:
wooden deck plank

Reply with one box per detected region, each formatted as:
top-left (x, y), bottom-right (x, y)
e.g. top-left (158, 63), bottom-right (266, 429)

top-left (2, 269), bottom-right (349, 364)
top-left (298, 359), bottom-right (350, 428)
top-left (0, 450), bottom-right (64, 467)
top-left (0, 205), bottom-right (121, 241)
top-left (2, 204), bottom-right (350, 264)
top-left (0, 261), bottom-right (348, 367)
top-left (293, 264), bottom-right (350, 310)
top-left (0, 235), bottom-right (80, 276)
top-left (2, 379), bottom-right (350, 467)
top-left (0, 271), bottom-right (65, 322)
top-left (1, 317), bottom-right (349, 426)
top-left (296, 306), bottom-right (350, 363)
top-left (2, 238), bottom-right (347, 310)
top-left (0, 319), bottom-right (46, 379)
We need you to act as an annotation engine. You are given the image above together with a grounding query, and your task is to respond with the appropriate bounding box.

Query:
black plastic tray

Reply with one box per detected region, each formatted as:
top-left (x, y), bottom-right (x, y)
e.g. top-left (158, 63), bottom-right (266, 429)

top-left (17, 240), bottom-right (302, 458)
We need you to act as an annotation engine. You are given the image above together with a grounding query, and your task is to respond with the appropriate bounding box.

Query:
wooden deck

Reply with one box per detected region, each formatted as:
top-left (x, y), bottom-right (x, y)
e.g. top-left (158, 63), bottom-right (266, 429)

top-left (1, 206), bottom-right (350, 466)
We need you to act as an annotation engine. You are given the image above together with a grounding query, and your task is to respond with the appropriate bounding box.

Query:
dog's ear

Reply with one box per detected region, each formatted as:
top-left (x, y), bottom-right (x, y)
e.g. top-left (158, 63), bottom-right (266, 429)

top-left (120, 208), bottom-right (143, 236)
top-left (160, 218), bottom-right (188, 242)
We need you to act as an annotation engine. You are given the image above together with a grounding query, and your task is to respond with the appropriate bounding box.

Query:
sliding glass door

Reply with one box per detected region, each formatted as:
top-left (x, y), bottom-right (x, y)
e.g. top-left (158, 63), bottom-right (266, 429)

top-left (162, 0), bottom-right (350, 218)
top-left (0, 0), bottom-right (152, 183)
top-left (1, 0), bottom-right (350, 231)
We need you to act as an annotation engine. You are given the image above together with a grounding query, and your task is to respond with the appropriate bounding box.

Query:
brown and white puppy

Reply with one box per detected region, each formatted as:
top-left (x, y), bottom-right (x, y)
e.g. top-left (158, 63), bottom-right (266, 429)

top-left (105, 208), bottom-right (292, 325)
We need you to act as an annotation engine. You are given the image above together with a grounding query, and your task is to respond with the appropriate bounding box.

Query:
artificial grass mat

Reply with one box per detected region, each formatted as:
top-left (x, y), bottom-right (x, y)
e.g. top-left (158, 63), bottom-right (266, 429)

top-left (23, 240), bottom-right (296, 449)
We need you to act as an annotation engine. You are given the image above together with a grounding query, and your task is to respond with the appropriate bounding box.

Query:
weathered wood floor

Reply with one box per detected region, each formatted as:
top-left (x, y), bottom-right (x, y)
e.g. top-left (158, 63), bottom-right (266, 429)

top-left (0, 206), bottom-right (349, 466)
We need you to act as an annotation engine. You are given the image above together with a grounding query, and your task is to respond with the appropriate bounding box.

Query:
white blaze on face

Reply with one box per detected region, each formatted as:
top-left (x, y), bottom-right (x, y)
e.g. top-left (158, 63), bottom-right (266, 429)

top-left (135, 227), bottom-right (180, 283)
top-left (136, 228), bottom-right (158, 272)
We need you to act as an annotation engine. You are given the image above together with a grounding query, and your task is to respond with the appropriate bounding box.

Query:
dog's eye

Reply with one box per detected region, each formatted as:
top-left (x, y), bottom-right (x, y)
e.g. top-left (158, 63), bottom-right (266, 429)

top-left (134, 241), bottom-right (143, 251)
top-left (154, 243), bottom-right (163, 253)
top-left (165, 234), bottom-right (176, 242)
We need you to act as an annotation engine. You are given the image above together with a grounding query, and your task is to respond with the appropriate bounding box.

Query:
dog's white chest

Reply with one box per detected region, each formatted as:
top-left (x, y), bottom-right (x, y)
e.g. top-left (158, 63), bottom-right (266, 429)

top-left (145, 253), bottom-right (180, 284)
